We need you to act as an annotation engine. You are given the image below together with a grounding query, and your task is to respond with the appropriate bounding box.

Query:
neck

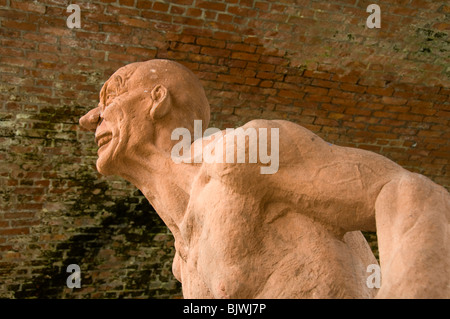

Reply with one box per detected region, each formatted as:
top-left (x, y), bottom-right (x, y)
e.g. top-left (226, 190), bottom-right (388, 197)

top-left (118, 145), bottom-right (199, 246)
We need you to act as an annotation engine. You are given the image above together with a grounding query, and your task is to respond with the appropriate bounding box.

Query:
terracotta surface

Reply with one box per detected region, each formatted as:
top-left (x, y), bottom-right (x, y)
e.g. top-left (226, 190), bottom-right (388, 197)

top-left (79, 59), bottom-right (450, 298)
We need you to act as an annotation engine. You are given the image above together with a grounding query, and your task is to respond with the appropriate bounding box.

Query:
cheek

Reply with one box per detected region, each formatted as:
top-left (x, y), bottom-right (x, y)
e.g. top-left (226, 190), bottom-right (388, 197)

top-left (96, 118), bottom-right (108, 132)
top-left (101, 106), bottom-right (125, 131)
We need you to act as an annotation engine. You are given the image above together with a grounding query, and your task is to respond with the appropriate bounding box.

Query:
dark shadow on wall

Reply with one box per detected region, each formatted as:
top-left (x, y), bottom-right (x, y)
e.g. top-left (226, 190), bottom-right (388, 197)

top-left (7, 105), bottom-right (181, 298)
top-left (12, 175), bottom-right (181, 298)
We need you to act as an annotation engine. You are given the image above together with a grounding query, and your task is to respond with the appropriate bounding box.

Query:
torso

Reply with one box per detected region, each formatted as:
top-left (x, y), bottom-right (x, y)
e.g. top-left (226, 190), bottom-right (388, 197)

top-left (174, 119), bottom-right (405, 298)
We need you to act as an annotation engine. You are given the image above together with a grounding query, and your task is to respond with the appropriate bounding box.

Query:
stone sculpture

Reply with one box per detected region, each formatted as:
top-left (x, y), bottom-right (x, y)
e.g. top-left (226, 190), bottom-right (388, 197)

top-left (79, 59), bottom-right (450, 298)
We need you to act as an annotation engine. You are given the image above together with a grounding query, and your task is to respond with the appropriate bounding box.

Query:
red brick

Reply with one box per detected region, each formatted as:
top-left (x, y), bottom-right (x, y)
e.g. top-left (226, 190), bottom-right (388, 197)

top-left (173, 16), bottom-right (205, 27)
top-left (108, 53), bottom-right (137, 62)
top-left (217, 74), bottom-right (245, 84)
top-left (418, 130), bottom-right (443, 138)
top-left (171, 0), bottom-right (194, 4)
top-left (259, 56), bottom-right (288, 66)
top-left (327, 112), bottom-right (347, 120)
top-left (212, 31), bottom-right (241, 42)
top-left (256, 72), bottom-right (283, 81)
top-left (170, 5), bottom-right (185, 14)
top-left (200, 47), bottom-right (231, 58)
top-left (0, 47), bottom-right (23, 57)
top-left (170, 42), bottom-right (201, 53)
top-left (439, 87), bottom-right (450, 96)
top-left (10, 219), bottom-right (40, 227)
top-left (305, 94), bottom-right (331, 103)
top-left (2, 20), bottom-right (36, 31)
top-left (345, 108), bottom-right (372, 116)
top-left (0, 228), bottom-right (30, 236)
top-left (196, 37), bottom-right (226, 48)
top-left (339, 83), bottom-right (367, 93)
top-left (11, 0), bottom-right (46, 13)
top-left (304, 86), bottom-right (328, 95)
top-left (126, 46), bottom-right (157, 57)
top-left (367, 87), bottom-right (394, 96)
top-left (231, 51), bottom-right (260, 62)
top-left (1, 56), bottom-right (34, 68)
top-left (196, 0), bottom-right (226, 11)
top-left (278, 90), bottom-right (305, 100)
top-left (311, 79), bottom-right (339, 89)
top-left (359, 78), bottom-right (387, 87)
top-left (184, 7), bottom-right (201, 17)
top-left (303, 70), bottom-right (331, 80)
top-left (331, 74), bottom-right (359, 84)
top-left (407, 100), bottom-right (434, 108)
top-left (380, 119), bottom-right (406, 126)
top-left (76, 31), bottom-right (107, 42)
top-left (322, 103), bottom-right (346, 113)
top-left (152, 2), bottom-right (169, 11)
top-left (247, 63), bottom-right (275, 73)
top-left (230, 68), bottom-right (255, 77)
top-left (188, 53), bottom-right (217, 64)
top-left (331, 98), bottom-right (357, 107)
top-left (226, 43), bottom-right (256, 53)
top-left (382, 96), bottom-right (407, 105)
top-left (314, 117), bottom-right (339, 126)
top-left (328, 89), bottom-right (355, 99)
top-left (433, 23), bottom-right (450, 31)
top-left (423, 116), bottom-right (448, 125)
top-left (372, 111), bottom-right (398, 119)
top-left (418, 94), bottom-right (448, 103)
top-left (259, 80), bottom-right (274, 88)
top-left (385, 105), bottom-right (410, 113)
top-left (227, 5), bottom-right (257, 17)
top-left (398, 113), bottom-right (424, 122)
top-left (436, 111), bottom-right (450, 119)
top-left (244, 78), bottom-right (260, 86)
top-left (27, 52), bottom-right (59, 62)
top-left (411, 107), bottom-right (436, 116)
top-left (118, 17), bottom-right (151, 28)
top-left (140, 11), bottom-right (172, 23)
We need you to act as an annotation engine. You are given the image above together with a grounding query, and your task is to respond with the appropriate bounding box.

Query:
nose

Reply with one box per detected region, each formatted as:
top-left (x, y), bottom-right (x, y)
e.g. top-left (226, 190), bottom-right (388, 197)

top-left (79, 107), bottom-right (101, 132)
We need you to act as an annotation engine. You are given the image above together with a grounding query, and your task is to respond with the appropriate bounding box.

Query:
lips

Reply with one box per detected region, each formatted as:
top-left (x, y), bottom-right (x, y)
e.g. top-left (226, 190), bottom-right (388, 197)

top-left (95, 132), bottom-right (112, 148)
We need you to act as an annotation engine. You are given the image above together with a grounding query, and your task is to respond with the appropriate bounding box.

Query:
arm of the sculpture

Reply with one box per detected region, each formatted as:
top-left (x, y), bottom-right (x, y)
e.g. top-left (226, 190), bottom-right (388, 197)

top-left (374, 172), bottom-right (450, 298)
top-left (194, 120), bottom-right (381, 298)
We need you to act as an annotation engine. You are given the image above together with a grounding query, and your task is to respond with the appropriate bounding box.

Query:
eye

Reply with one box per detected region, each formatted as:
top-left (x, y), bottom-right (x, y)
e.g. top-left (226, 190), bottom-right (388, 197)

top-left (105, 92), bottom-right (119, 107)
top-left (106, 93), bottom-right (116, 104)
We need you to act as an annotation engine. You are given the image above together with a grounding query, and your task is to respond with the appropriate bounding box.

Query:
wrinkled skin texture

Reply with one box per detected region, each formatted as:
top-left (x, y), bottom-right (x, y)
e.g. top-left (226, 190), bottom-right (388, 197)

top-left (80, 59), bottom-right (450, 299)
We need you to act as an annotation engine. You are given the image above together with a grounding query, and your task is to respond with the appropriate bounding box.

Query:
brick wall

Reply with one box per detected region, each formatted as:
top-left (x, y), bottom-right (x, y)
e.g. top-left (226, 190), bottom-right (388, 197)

top-left (0, 0), bottom-right (448, 298)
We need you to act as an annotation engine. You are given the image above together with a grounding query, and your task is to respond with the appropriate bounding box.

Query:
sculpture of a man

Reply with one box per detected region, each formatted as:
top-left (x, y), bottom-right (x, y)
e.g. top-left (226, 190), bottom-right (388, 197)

top-left (79, 59), bottom-right (450, 298)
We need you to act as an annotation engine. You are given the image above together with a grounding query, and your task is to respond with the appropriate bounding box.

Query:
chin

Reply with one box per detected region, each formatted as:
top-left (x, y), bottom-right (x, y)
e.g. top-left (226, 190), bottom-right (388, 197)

top-left (96, 140), bottom-right (120, 176)
top-left (96, 157), bottom-right (114, 176)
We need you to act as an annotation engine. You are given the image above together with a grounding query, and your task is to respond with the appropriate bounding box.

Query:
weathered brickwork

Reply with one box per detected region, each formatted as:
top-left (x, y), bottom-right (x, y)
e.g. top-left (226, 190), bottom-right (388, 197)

top-left (0, 0), bottom-right (448, 298)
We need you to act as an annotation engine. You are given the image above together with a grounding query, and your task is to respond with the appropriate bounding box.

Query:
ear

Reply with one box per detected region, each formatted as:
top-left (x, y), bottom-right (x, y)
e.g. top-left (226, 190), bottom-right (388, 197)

top-left (149, 84), bottom-right (170, 119)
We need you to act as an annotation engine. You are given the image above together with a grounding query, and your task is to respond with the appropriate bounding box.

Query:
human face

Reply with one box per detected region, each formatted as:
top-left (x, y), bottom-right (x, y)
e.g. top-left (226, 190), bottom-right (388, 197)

top-left (79, 68), bottom-right (154, 176)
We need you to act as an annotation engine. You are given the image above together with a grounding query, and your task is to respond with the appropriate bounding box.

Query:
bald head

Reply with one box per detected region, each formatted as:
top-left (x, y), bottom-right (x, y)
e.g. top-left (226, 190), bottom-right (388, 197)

top-left (79, 59), bottom-right (211, 176)
top-left (100, 59), bottom-right (210, 131)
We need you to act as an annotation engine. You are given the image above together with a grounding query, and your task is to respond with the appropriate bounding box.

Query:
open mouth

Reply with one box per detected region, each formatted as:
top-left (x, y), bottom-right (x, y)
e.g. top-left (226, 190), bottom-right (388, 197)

top-left (95, 132), bottom-right (113, 148)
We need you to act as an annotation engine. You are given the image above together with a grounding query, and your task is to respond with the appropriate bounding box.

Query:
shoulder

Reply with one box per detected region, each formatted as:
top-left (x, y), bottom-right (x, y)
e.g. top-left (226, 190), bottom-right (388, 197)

top-left (197, 119), bottom-right (329, 184)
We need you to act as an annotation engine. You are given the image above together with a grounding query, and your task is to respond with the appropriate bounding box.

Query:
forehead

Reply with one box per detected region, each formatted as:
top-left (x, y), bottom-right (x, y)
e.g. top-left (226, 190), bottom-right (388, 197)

top-left (104, 66), bottom-right (134, 90)
top-left (99, 64), bottom-right (141, 103)
top-left (101, 63), bottom-right (159, 94)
